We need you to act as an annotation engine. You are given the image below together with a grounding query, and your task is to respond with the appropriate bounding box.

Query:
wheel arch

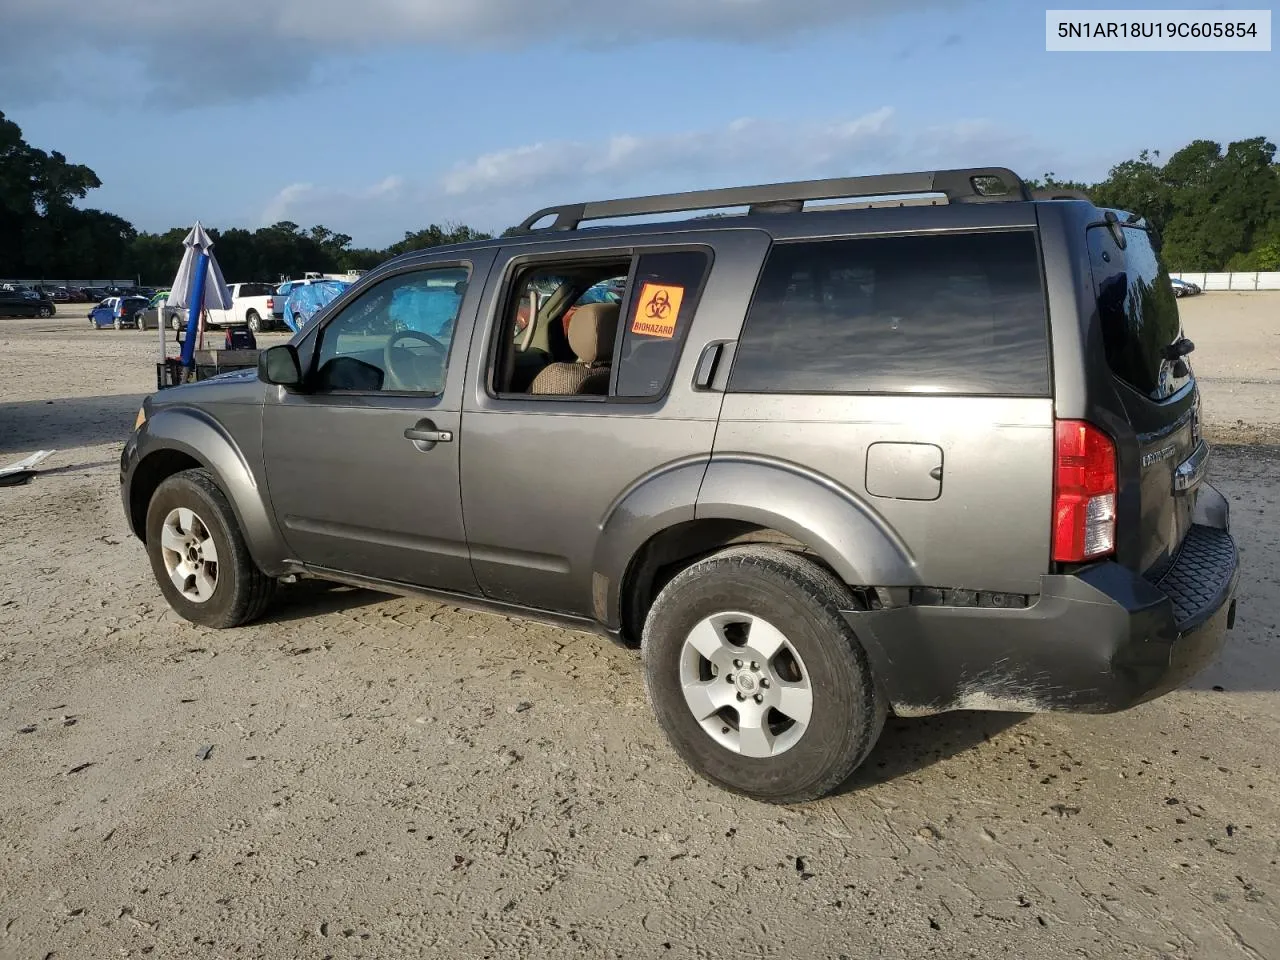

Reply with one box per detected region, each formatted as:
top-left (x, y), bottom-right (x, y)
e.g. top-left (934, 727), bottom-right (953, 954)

top-left (594, 456), bottom-right (920, 647)
top-left (126, 408), bottom-right (291, 574)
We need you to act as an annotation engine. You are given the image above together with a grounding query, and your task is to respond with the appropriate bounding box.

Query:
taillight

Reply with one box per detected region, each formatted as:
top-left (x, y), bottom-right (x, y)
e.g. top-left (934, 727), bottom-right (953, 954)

top-left (267, 297), bottom-right (274, 310)
top-left (1052, 420), bottom-right (1117, 562)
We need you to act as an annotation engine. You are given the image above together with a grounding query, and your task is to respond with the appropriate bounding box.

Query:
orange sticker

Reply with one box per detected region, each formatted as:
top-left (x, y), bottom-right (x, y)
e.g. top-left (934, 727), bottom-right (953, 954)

top-left (630, 283), bottom-right (684, 339)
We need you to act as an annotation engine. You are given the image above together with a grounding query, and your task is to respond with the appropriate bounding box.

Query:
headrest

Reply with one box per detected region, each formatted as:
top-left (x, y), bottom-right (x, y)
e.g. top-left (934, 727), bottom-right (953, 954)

top-left (567, 302), bottom-right (620, 364)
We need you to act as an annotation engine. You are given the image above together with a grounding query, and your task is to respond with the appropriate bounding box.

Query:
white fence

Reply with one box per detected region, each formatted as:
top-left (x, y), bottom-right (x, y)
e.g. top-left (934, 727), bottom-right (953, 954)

top-left (1171, 271), bottom-right (1280, 291)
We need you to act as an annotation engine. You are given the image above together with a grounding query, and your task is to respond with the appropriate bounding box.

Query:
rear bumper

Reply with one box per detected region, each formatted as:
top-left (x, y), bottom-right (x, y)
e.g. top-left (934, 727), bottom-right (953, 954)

top-left (850, 485), bottom-right (1239, 716)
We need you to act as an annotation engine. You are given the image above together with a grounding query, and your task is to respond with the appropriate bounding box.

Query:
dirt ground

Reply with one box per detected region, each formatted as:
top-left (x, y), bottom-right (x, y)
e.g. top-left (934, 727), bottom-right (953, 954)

top-left (1, 295), bottom-right (1278, 960)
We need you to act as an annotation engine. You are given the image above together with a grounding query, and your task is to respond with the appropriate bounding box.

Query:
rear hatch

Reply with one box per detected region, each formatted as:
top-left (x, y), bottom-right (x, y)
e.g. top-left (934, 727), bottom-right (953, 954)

top-left (1086, 219), bottom-right (1203, 575)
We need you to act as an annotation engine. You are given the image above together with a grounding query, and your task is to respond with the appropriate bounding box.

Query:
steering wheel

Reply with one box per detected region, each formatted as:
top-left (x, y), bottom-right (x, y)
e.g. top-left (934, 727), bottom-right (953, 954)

top-left (384, 328), bottom-right (446, 389)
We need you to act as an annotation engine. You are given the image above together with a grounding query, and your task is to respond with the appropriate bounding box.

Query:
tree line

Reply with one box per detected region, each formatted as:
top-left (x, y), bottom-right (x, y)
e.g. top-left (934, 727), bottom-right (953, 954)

top-left (1030, 135), bottom-right (1280, 271)
top-left (3, 109), bottom-right (1277, 284)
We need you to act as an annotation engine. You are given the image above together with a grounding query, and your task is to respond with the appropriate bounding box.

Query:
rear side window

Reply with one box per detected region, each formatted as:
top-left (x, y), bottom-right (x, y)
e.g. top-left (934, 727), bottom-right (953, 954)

top-left (1087, 224), bottom-right (1188, 401)
top-left (729, 231), bottom-right (1050, 396)
top-left (615, 250), bottom-right (710, 398)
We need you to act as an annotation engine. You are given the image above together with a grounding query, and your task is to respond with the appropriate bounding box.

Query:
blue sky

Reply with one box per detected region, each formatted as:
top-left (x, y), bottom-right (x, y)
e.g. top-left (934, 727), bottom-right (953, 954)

top-left (1, 0), bottom-right (1274, 247)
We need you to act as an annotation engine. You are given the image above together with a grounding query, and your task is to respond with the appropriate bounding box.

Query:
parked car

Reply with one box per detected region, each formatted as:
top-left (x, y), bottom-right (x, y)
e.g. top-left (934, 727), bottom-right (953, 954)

top-left (281, 279), bottom-right (352, 332)
top-left (202, 282), bottom-right (278, 332)
top-left (269, 278), bottom-right (327, 325)
top-left (1171, 277), bottom-right (1201, 297)
top-left (0, 291), bottom-right (55, 318)
top-left (89, 296), bottom-right (150, 329)
top-left (121, 166), bottom-right (1240, 803)
top-left (137, 292), bottom-right (182, 331)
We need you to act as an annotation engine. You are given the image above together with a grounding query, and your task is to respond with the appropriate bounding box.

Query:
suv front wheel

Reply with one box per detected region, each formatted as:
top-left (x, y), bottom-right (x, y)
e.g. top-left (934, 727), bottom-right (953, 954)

top-left (642, 545), bottom-right (885, 803)
top-left (145, 468), bottom-right (276, 628)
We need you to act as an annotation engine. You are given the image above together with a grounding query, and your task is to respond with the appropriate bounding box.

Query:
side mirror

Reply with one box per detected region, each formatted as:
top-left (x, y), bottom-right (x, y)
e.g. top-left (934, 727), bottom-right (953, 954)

top-left (258, 344), bottom-right (303, 387)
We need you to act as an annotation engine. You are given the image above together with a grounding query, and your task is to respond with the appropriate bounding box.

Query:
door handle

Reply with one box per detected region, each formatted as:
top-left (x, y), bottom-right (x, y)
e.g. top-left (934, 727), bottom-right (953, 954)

top-left (693, 342), bottom-right (723, 390)
top-left (404, 420), bottom-right (453, 450)
top-left (405, 426), bottom-right (453, 443)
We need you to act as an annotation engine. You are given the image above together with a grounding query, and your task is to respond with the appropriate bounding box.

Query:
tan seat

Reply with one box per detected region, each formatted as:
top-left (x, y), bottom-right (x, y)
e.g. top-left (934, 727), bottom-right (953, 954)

top-left (528, 302), bottom-right (619, 395)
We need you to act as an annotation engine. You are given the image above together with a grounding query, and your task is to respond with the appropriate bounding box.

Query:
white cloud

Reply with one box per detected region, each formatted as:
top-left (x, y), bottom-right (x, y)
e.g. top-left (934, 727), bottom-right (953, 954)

top-left (258, 107), bottom-right (1060, 246)
top-left (260, 176), bottom-right (412, 233)
top-left (0, 0), bottom-right (958, 104)
top-left (261, 183), bottom-right (316, 225)
top-left (441, 107), bottom-right (898, 197)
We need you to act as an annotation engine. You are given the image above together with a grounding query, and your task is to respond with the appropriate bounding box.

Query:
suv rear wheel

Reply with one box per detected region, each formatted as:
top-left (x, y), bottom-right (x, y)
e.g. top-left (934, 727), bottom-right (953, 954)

top-left (145, 468), bottom-right (275, 628)
top-left (642, 545), bottom-right (885, 803)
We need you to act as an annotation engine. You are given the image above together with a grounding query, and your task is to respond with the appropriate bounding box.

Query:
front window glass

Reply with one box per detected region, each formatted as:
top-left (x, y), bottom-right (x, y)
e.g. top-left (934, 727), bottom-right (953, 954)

top-left (313, 266), bottom-right (469, 394)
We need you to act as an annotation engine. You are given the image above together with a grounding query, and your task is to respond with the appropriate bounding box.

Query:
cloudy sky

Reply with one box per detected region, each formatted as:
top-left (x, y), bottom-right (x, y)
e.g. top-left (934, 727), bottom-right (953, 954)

top-left (1, 0), bottom-right (1274, 246)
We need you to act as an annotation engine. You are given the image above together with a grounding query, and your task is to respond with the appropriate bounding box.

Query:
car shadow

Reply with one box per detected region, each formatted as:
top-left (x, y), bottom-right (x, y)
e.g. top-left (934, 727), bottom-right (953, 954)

top-left (37, 459), bottom-right (119, 476)
top-left (260, 579), bottom-right (389, 625)
top-left (838, 710), bottom-right (1028, 794)
top-left (0, 395), bottom-right (146, 455)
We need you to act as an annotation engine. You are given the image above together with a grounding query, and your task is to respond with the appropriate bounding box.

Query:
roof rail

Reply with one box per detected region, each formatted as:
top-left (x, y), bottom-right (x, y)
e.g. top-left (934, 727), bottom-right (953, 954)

top-left (515, 167), bottom-right (1032, 233)
top-left (1031, 188), bottom-right (1093, 202)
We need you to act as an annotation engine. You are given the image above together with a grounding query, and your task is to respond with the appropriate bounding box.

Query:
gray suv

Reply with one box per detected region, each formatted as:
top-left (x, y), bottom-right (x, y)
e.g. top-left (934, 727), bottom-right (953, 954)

top-left (120, 167), bottom-right (1240, 803)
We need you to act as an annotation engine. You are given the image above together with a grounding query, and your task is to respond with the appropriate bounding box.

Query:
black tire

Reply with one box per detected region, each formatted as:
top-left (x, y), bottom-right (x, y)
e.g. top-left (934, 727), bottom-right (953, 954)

top-left (145, 468), bottom-right (275, 629)
top-left (642, 545), bottom-right (885, 804)
top-left (246, 310), bottom-right (261, 333)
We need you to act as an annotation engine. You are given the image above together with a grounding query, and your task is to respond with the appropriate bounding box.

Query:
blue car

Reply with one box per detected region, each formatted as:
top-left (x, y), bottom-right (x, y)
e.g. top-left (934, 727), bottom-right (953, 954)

top-left (89, 296), bottom-right (150, 330)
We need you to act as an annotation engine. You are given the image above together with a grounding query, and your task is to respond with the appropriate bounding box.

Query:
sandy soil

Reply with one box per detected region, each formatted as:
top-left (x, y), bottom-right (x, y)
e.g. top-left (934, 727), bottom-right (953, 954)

top-left (1, 295), bottom-right (1278, 960)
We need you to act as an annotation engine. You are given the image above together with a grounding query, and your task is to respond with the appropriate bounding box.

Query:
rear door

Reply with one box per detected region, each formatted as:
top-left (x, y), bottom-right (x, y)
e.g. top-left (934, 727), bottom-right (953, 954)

top-left (458, 231), bottom-right (765, 616)
top-left (1086, 222), bottom-right (1202, 573)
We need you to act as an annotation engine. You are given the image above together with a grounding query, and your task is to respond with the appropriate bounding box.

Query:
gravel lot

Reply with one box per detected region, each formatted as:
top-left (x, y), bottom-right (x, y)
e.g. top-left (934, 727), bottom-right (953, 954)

top-left (1, 295), bottom-right (1278, 959)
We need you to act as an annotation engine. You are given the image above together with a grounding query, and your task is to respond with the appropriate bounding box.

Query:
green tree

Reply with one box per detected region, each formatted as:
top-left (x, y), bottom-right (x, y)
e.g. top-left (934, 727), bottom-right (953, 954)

top-left (387, 222), bottom-right (492, 257)
top-left (1090, 150), bottom-right (1173, 231)
top-left (0, 110), bottom-right (103, 276)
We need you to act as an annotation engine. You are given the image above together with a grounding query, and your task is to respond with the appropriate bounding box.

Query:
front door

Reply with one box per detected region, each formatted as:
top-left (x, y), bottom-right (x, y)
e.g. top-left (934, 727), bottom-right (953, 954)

top-left (261, 256), bottom-right (491, 593)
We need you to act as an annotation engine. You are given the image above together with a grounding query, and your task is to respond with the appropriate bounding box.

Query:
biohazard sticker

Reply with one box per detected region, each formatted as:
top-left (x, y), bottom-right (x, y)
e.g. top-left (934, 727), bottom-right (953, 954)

top-left (630, 283), bottom-right (684, 339)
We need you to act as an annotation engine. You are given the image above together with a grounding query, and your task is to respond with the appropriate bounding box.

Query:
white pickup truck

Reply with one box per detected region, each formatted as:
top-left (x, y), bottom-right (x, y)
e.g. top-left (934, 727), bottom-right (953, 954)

top-left (170, 282), bottom-right (277, 332)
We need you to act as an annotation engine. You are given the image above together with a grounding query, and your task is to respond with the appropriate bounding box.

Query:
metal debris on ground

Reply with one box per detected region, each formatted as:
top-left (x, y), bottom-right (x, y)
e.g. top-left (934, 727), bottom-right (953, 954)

top-left (0, 450), bottom-right (56, 487)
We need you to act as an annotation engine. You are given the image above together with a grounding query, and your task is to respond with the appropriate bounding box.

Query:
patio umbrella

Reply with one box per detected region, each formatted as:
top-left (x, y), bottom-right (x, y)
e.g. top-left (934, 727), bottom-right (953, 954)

top-left (168, 221), bottom-right (232, 368)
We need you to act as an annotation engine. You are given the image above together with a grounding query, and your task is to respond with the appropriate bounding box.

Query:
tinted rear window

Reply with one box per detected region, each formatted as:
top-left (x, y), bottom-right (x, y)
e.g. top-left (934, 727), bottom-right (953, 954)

top-left (729, 231), bottom-right (1050, 396)
top-left (238, 283), bottom-right (274, 297)
top-left (1087, 224), bottom-right (1188, 401)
